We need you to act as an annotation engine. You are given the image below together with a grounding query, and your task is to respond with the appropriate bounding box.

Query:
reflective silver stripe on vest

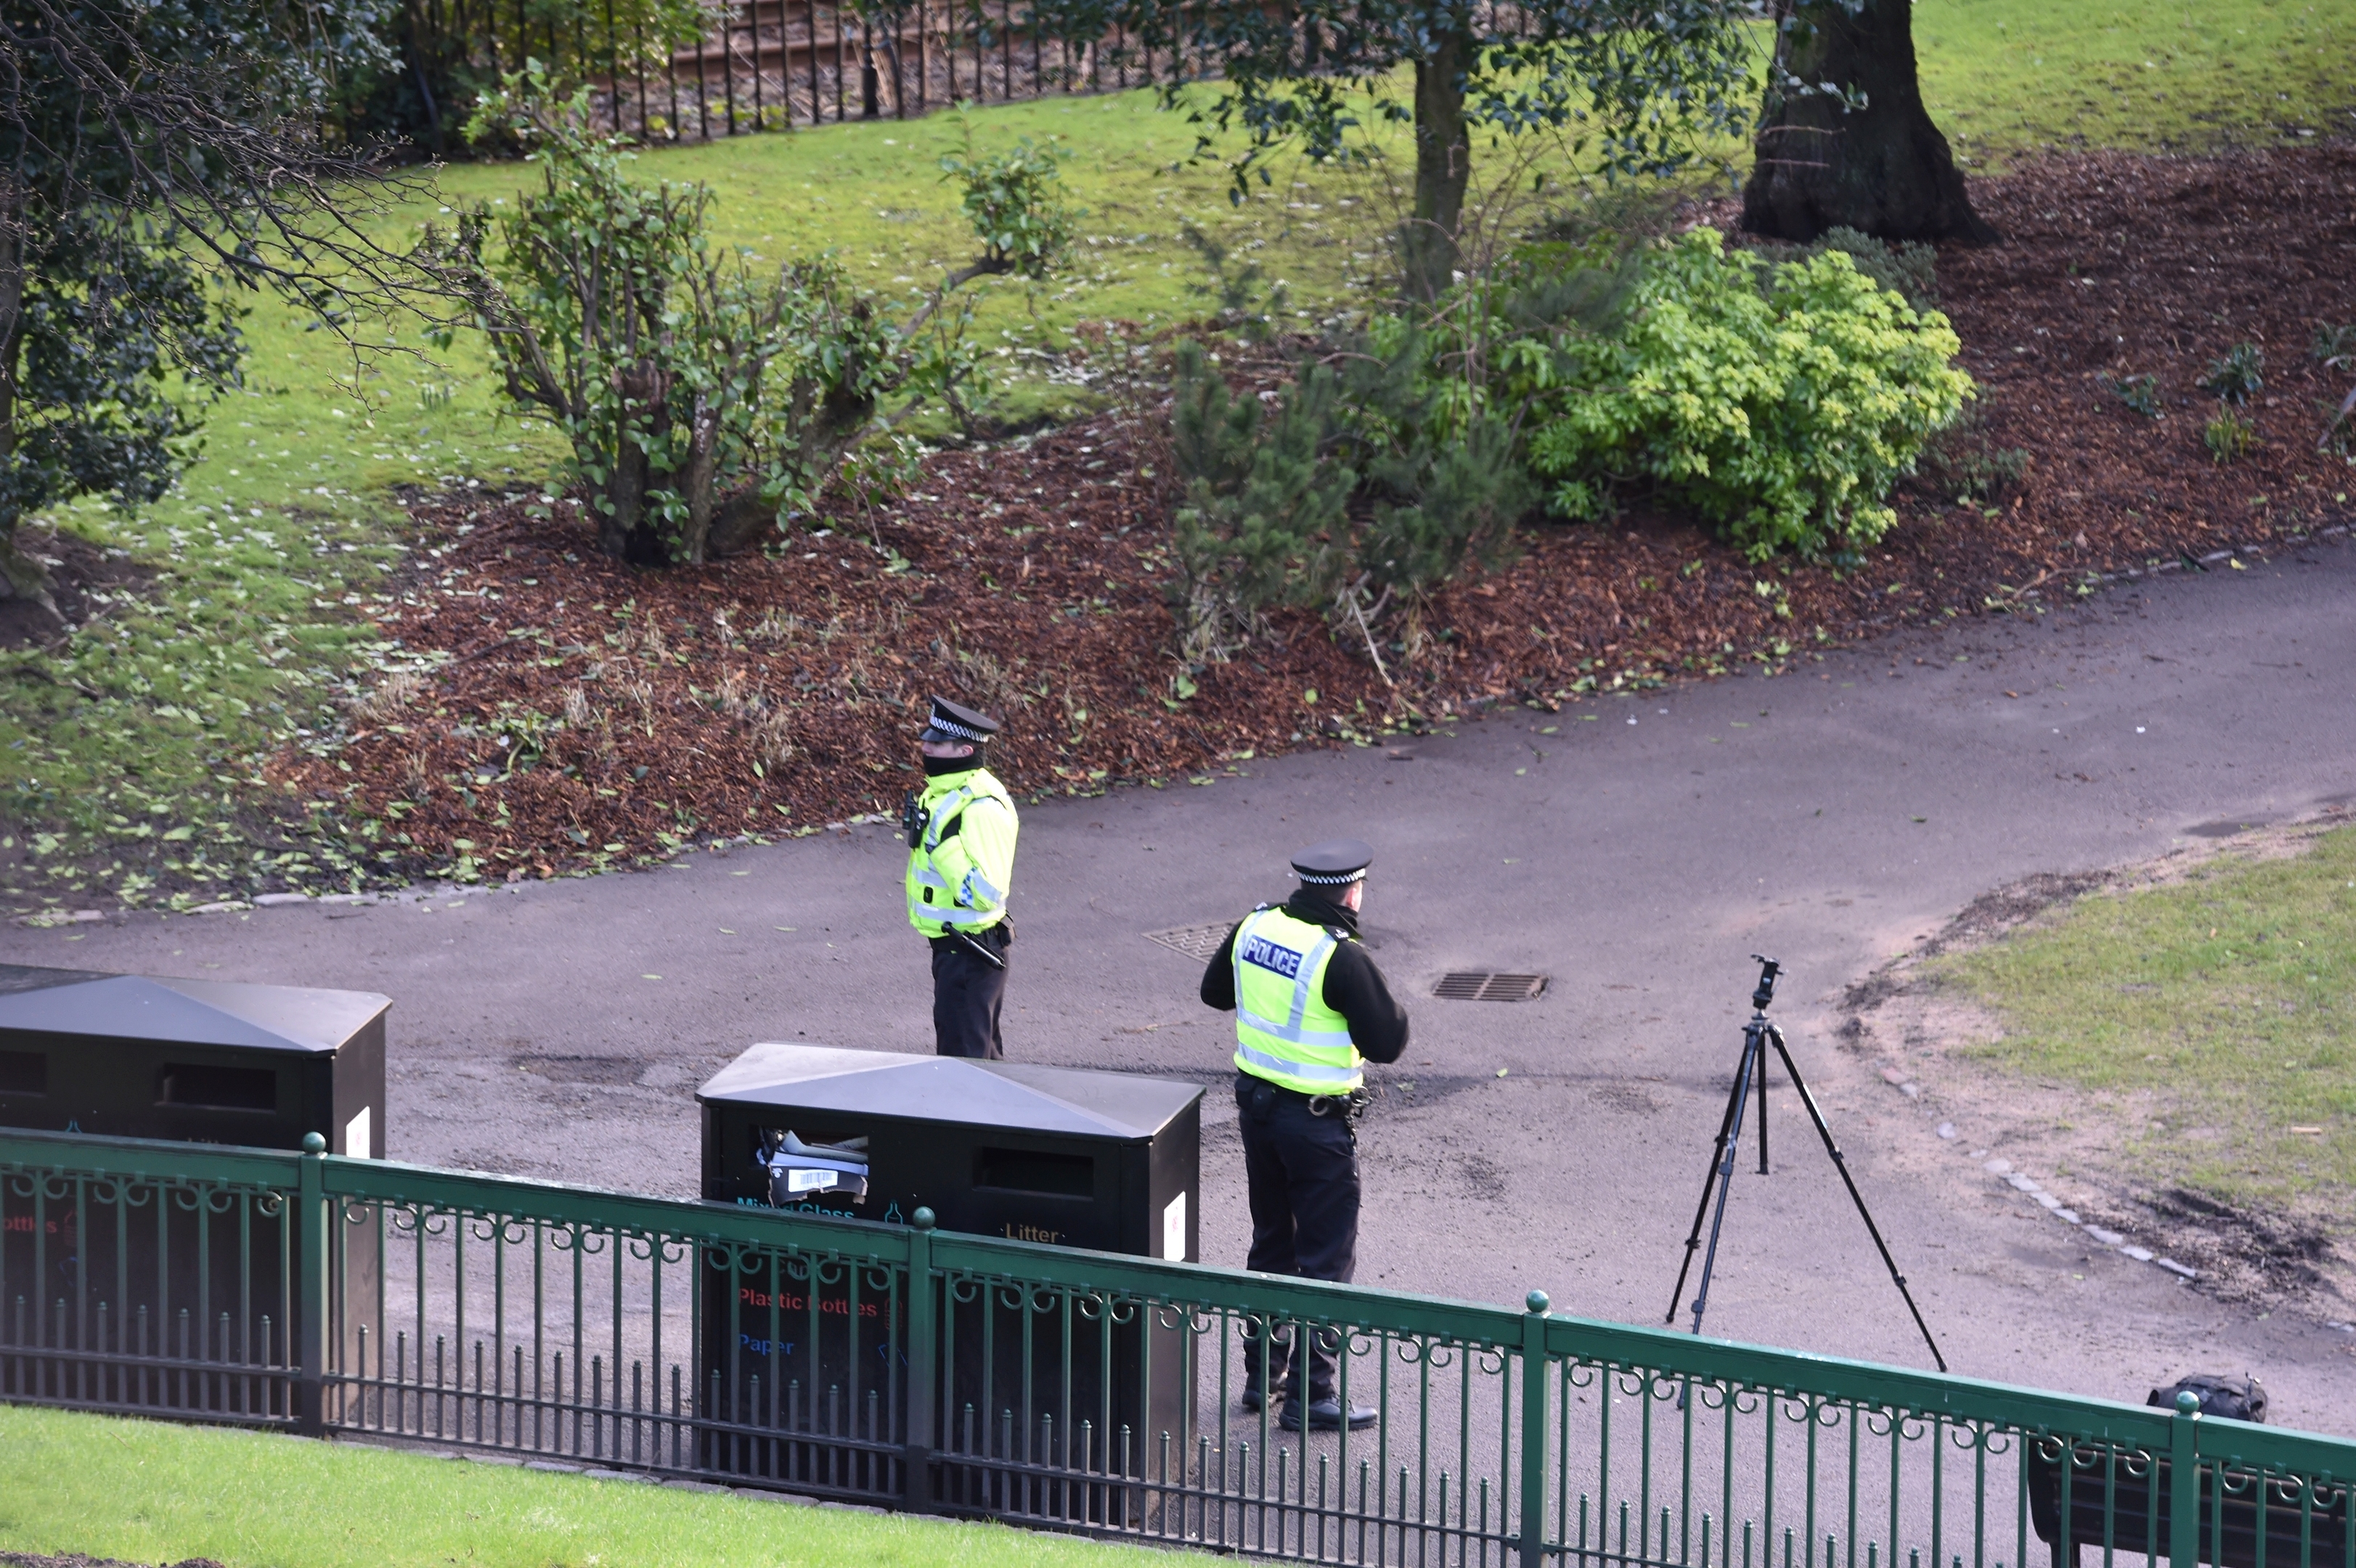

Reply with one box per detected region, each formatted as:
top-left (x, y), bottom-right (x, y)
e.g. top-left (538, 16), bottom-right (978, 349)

top-left (1235, 1040), bottom-right (1361, 1085)
top-left (924, 785), bottom-right (978, 851)
top-left (910, 782), bottom-right (1005, 928)
top-left (961, 870), bottom-right (1006, 907)
top-left (1234, 1006), bottom-right (1356, 1049)
top-left (1234, 914), bottom-right (1350, 1047)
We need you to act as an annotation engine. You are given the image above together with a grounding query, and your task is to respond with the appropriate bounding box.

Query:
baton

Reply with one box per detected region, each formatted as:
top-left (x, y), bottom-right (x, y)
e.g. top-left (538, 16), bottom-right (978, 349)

top-left (949, 928), bottom-right (1006, 970)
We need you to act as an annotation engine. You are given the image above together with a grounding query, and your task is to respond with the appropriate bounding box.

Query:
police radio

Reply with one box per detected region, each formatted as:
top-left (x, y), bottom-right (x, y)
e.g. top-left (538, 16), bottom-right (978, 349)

top-left (900, 791), bottom-right (926, 849)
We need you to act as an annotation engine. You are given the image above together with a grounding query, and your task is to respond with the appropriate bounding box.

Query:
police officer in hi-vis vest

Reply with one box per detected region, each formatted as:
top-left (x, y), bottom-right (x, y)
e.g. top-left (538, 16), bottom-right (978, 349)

top-left (902, 695), bottom-right (1019, 1058)
top-left (1199, 838), bottom-right (1409, 1431)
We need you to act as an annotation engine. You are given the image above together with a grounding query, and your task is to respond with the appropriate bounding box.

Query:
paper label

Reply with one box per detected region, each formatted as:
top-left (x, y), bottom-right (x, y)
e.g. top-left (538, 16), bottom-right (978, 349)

top-left (787, 1168), bottom-right (835, 1193)
top-left (1162, 1191), bottom-right (1188, 1262)
top-left (344, 1106), bottom-right (372, 1161)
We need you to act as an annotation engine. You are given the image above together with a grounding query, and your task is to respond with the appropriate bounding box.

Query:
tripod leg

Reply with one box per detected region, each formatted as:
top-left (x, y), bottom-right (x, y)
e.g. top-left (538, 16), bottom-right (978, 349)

top-left (1756, 1014), bottom-right (1772, 1175)
top-left (1766, 1026), bottom-right (1949, 1373)
top-left (1666, 1030), bottom-right (1753, 1326)
top-left (1685, 1024), bottom-right (1763, 1342)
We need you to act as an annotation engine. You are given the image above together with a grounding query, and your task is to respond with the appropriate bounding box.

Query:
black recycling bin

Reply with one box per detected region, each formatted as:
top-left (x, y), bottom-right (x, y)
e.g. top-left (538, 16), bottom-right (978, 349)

top-left (696, 1044), bottom-right (1202, 1506)
top-left (0, 964), bottom-right (387, 1156)
top-left (0, 964), bottom-right (388, 1418)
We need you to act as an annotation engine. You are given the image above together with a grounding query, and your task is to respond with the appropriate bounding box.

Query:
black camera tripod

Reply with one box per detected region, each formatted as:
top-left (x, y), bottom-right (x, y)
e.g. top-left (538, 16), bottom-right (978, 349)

top-left (1665, 956), bottom-right (1947, 1371)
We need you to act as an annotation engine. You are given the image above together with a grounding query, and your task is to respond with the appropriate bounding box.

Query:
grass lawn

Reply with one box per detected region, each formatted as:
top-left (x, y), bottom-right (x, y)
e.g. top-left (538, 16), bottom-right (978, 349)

top-left (1938, 826), bottom-right (2356, 1209)
top-left (4, 0), bottom-right (2354, 907)
top-left (0, 1402), bottom-right (1177, 1568)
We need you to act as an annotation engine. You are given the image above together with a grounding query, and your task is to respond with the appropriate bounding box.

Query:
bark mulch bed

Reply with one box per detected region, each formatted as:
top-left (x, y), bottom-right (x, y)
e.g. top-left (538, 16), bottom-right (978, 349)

top-left (269, 141), bottom-right (2356, 888)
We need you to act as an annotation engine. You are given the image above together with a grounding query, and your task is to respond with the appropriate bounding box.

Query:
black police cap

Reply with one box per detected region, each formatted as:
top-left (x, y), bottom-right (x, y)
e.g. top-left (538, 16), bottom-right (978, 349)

top-left (921, 694), bottom-right (1000, 745)
top-left (1291, 838), bottom-right (1374, 886)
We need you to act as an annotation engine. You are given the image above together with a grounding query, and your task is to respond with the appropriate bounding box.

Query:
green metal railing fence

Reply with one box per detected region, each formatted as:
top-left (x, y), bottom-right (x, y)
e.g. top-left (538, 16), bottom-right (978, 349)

top-left (7, 1124), bottom-right (2353, 1568)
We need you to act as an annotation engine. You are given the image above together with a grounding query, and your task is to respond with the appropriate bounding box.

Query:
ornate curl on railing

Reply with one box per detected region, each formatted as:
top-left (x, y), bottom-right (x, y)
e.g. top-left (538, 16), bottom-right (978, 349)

top-left (2061, 1440), bottom-right (2157, 1479)
top-left (383, 1202), bottom-right (458, 1241)
top-left (1159, 1290), bottom-right (1215, 1328)
top-left (548, 1222), bottom-right (614, 1260)
top-left (166, 1179), bottom-right (275, 1216)
top-left (1390, 1335), bottom-right (1466, 1372)
top-left (1067, 1289), bottom-right (1139, 1328)
top-left (2217, 1464), bottom-right (2264, 1500)
top-left (1671, 1371), bottom-right (1737, 1413)
top-left (624, 1231), bottom-right (692, 1267)
top-left (2260, 1471), bottom-right (2320, 1507)
top-left (1560, 1359), bottom-right (1605, 1396)
top-left (704, 1236), bottom-right (823, 1278)
top-left (1946, 1418), bottom-right (2008, 1456)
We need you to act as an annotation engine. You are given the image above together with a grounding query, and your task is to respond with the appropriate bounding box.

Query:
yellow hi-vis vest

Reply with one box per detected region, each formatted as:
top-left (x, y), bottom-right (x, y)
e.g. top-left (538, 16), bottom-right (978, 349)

top-left (905, 767), bottom-right (1016, 937)
top-left (1231, 905), bottom-right (1363, 1095)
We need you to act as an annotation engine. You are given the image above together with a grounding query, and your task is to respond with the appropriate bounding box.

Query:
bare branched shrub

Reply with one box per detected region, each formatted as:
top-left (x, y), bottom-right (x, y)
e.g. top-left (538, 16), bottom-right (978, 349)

top-left (621, 676), bottom-right (656, 736)
top-left (402, 750), bottom-right (433, 799)
top-left (639, 622), bottom-right (670, 664)
top-left (751, 710), bottom-right (795, 769)
top-left (561, 685), bottom-right (593, 729)
top-left (715, 668), bottom-right (759, 721)
top-left (952, 648), bottom-right (1033, 720)
top-left (353, 671), bottom-right (424, 724)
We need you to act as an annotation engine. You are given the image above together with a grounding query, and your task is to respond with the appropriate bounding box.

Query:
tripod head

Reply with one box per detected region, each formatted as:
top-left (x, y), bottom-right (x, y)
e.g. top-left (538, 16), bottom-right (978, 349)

top-left (1749, 955), bottom-right (1782, 1013)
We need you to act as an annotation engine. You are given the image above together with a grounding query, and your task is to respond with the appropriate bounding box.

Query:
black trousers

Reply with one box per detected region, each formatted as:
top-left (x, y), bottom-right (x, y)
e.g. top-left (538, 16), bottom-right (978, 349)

top-left (1235, 1071), bottom-right (1361, 1402)
top-left (929, 930), bottom-right (1010, 1058)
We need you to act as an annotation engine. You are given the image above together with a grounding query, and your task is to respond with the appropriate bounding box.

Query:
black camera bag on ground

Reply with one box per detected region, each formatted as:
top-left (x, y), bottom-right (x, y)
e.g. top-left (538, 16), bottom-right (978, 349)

top-left (2148, 1373), bottom-right (2267, 1424)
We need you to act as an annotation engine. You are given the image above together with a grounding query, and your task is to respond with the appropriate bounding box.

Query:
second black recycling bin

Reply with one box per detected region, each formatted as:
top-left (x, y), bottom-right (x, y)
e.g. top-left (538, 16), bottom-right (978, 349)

top-left (696, 1043), bottom-right (1202, 1503)
top-left (0, 963), bottom-right (389, 1408)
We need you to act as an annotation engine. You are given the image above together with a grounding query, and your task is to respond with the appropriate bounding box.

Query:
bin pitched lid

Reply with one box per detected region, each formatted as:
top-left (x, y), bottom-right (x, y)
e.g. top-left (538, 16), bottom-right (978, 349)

top-left (698, 1043), bottom-right (1201, 1140)
top-left (0, 964), bottom-right (389, 1053)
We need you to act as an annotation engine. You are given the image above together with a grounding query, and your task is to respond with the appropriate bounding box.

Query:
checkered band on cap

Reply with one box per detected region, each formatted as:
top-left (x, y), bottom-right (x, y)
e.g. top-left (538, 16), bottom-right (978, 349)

top-left (927, 714), bottom-right (990, 743)
top-left (1291, 837), bottom-right (1374, 885)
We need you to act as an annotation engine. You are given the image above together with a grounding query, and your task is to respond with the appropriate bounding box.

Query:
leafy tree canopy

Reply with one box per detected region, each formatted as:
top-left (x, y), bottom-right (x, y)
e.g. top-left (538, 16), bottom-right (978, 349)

top-left (1041, 0), bottom-right (1758, 299)
top-left (0, 0), bottom-right (417, 627)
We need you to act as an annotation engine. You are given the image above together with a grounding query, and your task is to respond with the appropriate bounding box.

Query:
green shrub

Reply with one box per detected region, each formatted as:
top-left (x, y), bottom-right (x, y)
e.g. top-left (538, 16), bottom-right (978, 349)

top-left (2204, 407), bottom-right (2259, 464)
top-left (2198, 343), bottom-right (2265, 407)
top-left (2104, 372), bottom-right (2164, 418)
top-left (2314, 323), bottom-right (2356, 373)
top-left (938, 114), bottom-right (1079, 282)
top-left (427, 75), bottom-right (1064, 566)
top-left (1525, 229), bottom-right (1972, 560)
top-left (1807, 227), bottom-right (1940, 311)
top-left (1167, 340), bottom-right (1354, 662)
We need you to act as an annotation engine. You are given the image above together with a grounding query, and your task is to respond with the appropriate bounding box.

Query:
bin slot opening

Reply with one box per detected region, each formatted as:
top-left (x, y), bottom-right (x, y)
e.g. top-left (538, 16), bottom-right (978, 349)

top-left (974, 1147), bottom-right (1094, 1199)
top-left (156, 1062), bottom-right (277, 1112)
top-left (0, 1050), bottom-right (44, 1096)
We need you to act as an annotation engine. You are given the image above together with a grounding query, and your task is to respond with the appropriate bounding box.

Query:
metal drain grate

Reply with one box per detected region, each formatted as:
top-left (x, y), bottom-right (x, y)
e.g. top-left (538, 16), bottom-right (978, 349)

top-left (1145, 921), bottom-right (1236, 962)
top-left (1433, 971), bottom-right (1548, 1003)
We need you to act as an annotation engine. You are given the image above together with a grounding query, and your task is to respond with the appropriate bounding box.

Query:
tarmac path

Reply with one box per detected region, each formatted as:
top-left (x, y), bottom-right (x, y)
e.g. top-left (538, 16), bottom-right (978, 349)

top-left (13, 532), bottom-right (2355, 1428)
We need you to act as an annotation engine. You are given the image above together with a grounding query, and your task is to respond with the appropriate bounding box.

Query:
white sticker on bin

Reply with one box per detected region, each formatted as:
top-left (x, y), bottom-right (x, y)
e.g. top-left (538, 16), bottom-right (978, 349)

top-left (788, 1168), bottom-right (835, 1193)
top-left (344, 1106), bottom-right (372, 1161)
top-left (1163, 1191), bottom-right (1187, 1262)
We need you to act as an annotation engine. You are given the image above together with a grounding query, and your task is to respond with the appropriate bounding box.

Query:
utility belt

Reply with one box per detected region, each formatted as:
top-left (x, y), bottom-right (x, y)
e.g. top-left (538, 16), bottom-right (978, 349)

top-left (1236, 1069), bottom-right (1371, 1124)
top-left (927, 920), bottom-right (1012, 955)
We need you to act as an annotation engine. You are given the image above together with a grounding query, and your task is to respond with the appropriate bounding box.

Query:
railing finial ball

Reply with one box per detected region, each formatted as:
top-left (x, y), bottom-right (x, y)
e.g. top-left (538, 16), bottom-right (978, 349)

top-left (913, 1206), bottom-right (937, 1231)
top-left (2177, 1390), bottom-right (2202, 1416)
top-left (1526, 1289), bottom-right (1551, 1315)
top-left (302, 1132), bottom-right (327, 1155)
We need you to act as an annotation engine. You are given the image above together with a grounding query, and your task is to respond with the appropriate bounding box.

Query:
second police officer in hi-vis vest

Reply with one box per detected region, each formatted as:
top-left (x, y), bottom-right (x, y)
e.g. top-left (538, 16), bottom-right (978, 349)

top-left (1199, 838), bottom-right (1409, 1432)
top-left (902, 695), bottom-right (1019, 1058)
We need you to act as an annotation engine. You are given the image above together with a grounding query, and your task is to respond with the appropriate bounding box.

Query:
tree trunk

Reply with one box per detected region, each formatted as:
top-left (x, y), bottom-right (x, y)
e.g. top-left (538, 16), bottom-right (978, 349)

top-left (1399, 26), bottom-right (1472, 304)
top-left (1741, 0), bottom-right (1996, 245)
top-left (0, 213), bottom-right (57, 637)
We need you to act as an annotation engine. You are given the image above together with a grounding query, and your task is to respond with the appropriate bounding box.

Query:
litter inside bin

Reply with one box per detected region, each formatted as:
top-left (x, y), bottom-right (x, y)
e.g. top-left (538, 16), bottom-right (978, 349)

top-left (757, 1129), bottom-right (871, 1204)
